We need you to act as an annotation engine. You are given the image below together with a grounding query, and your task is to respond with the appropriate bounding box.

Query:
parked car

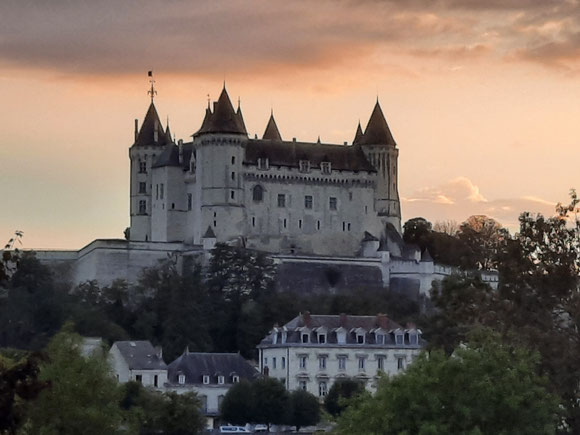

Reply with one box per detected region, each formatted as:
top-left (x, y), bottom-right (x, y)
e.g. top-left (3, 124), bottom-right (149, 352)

top-left (253, 424), bottom-right (268, 432)
top-left (220, 425), bottom-right (251, 433)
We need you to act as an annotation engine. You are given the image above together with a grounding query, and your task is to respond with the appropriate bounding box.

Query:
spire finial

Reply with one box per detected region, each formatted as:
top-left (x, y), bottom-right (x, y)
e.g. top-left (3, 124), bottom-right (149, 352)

top-left (207, 94), bottom-right (211, 109)
top-left (147, 71), bottom-right (157, 103)
top-left (237, 96), bottom-right (241, 110)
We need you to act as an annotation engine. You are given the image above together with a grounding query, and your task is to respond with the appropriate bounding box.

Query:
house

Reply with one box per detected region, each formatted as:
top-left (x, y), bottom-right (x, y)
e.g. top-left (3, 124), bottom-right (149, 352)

top-left (165, 350), bottom-right (260, 428)
top-left (257, 312), bottom-right (424, 397)
top-left (109, 340), bottom-right (168, 390)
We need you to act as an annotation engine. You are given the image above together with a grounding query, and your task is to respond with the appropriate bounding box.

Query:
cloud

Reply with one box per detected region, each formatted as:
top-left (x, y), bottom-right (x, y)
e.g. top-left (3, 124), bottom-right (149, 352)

top-left (402, 177), bottom-right (557, 232)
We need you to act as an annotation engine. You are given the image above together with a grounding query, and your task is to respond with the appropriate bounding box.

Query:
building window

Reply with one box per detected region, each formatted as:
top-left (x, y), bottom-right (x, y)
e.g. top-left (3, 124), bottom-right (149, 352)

top-left (299, 356), bottom-right (307, 369)
top-left (358, 357), bottom-right (366, 371)
top-left (347, 223), bottom-right (351, 231)
top-left (231, 171), bottom-right (235, 181)
top-left (252, 217), bottom-right (256, 227)
top-left (376, 334), bottom-right (385, 345)
top-left (232, 375), bottom-right (239, 383)
top-left (139, 182), bottom-right (146, 194)
top-left (273, 358), bottom-right (277, 369)
top-left (302, 333), bottom-right (309, 343)
top-left (397, 357), bottom-right (405, 370)
top-left (178, 374), bottom-right (185, 385)
top-left (338, 356), bottom-right (346, 370)
top-left (349, 191), bottom-right (353, 201)
top-left (304, 195), bottom-right (313, 209)
top-left (218, 395), bottom-right (225, 408)
top-left (365, 205), bottom-right (368, 214)
top-left (299, 219), bottom-right (303, 229)
top-left (200, 395), bottom-right (208, 412)
top-left (203, 375), bottom-right (210, 385)
top-left (135, 374), bottom-right (143, 384)
top-left (218, 376), bottom-right (225, 385)
top-left (160, 184), bottom-right (164, 200)
top-left (187, 193), bottom-right (192, 210)
top-left (278, 194), bottom-right (286, 208)
top-left (231, 156), bottom-right (236, 164)
top-left (253, 185), bottom-right (264, 202)
top-left (321, 161), bottom-right (331, 174)
top-left (409, 333), bottom-right (418, 345)
top-left (319, 356), bottom-right (327, 370)
top-left (395, 334), bottom-right (404, 345)
top-left (299, 380), bottom-right (307, 391)
top-left (139, 161), bottom-right (147, 173)
top-left (357, 334), bottom-right (365, 344)
top-left (342, 222), bottom-right (346, 231)
top-left (156, 184), bottom-right (159, 199)
top-left (154, 375), bottom-right (158, 387)
top-left (377, 356), bottom-right (385, 371)
top-left (282, 357), bottom-right (286, 369)
top-left (329, 197), bottom-right (337, 210)
top-left (283, 218), bottom-right (287, 229)
top-left (299, 160), bottom-right (310, 173)
top-left (230, 190), bottom-right (235, 200)
top-left (318, 334), bottom-right (326, 344)
top-left (138, 200), bottom-right (147, 215)
top-left (319, 381), bottom-right (328, 397)
top-left (258, 157), bottom-right (269, 170)
top-left (317, 220), bottom-right (321, 230)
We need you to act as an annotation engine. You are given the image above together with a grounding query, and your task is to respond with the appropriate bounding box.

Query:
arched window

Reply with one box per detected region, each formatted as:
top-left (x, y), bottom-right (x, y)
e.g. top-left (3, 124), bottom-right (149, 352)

top-left (252, 185), bottom-right (264, 202)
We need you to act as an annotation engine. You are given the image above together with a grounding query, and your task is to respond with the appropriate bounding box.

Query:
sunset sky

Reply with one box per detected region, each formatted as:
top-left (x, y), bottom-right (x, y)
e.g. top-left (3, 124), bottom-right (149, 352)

top-left (1, 0), bottom-right (579, 249)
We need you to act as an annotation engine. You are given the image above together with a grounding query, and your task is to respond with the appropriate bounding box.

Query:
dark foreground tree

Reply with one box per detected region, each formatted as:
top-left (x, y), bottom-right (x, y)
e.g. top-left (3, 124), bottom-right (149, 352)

top-left (324, 378), bottom-right (364, 417)
top-left (287, 389), bottom-right (320, 432)
top-left (336, 330), bottom-right (561, 435)
top-left (220, 380), bottom-right (255, 425)
top-left (252, 378), bottom-right (290, 430)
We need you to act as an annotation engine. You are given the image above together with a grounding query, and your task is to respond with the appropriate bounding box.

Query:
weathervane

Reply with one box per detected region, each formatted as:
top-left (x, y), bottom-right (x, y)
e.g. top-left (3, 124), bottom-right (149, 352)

top-left (147, 71), bottom-right (157, 102)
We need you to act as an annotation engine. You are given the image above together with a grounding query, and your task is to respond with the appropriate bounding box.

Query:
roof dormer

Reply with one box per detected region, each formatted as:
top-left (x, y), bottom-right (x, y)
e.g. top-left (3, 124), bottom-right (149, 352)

top-left (352, 327), bottom-right (367, 344)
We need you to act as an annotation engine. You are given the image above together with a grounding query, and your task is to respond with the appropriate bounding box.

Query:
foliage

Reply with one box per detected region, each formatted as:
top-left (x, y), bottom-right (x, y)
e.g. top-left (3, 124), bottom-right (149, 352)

top-left (324, 378), bottom-right (365, 417)
top-left (25, 326), bottom-right (125, 435)
top-left (457, 215), bottom-right (507, 270)
top-left (336, 330), bottom-right (561, 435)
top-left (220, 380), bottom-right (255, 425)
top-left (156, 392), bottom-right (205, 435)
top-left (403, 217), bottom-right (432, 251)
top-left (287, 389), bottom-right (321, 431)
top-left (0, 352), bottom-right (47, 435)
top-left (0, 231), bottom-right (23, 285)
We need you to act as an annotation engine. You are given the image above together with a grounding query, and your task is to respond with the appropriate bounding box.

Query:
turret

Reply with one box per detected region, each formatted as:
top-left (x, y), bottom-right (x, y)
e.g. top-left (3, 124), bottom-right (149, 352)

top-left (262, 111), bottom-right (282, 141)
top-left (358, 100), bottom-right (401, 232)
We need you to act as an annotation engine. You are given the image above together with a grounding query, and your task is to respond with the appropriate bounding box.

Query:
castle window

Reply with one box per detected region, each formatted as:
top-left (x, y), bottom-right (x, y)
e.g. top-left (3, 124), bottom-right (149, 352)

top-left (253, 185), bottom-right (264, 202)
top-left (187, 194), bottom-right (192, 210)
top-left (139, 161), bottom-right (147, 173)
top-left (230, 190), bottom-right (235, 200)
top-left (299, 160), bottom-right (310, 173)
top-left (299, 219), bottom-right (302, 229)
top-left (252, 217), bottom-right (256, 227)
top-left (156, 184), bottom-right (159, 200)
top-left (160, 184), bottom-right (164, 200)
top-left (283, 218), bottom-right (287, 229)
top-left (347, 223), bottom-right (351, 231)
top-left (138, 200), bottom-right (147, 215)
top-left (317, 220), bottom-right (321, 230)
top-left (342, 222), bottom-right (346, 231)
top-left (231, 156), bottom-right (236, 164)
top-left (321, 161), bottom-right (331, 174)
top-left (304, 195), bottom-right (313, 209)
top-left (231, 171), bottom-right (235, 181)
top-left (277, 194), bottom-right (286, 208)
top-left (139, 182), bottom-right (146, 194)
top-left (365, 205), bottom-right (368, 214)
top-left (258, 157), bottom-right (269, 170)
top-left (349, 192), bottom-right (353, 201)
top-left (329, 197), bottom-right (337, 210)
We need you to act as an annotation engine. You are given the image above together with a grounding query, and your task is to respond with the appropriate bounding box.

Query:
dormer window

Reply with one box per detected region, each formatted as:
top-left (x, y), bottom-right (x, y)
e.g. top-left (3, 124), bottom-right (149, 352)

top-left (258, 157), bottom-right (269, 170)
top-left (178, 374), bottom-right (186, 385)
top-left (336, 330), bottom-right (346, 344)
top-left (395, 333), bottom-right (404, 345)
top-left (409, 332), bottom-right (418, 345)
top-left (203, 375), bottom-right (210, 385)
top-left (321, 161), bottom-right (331, 174)
top-left (357, 334), bottom-right (365, 344)
top-left (318, 334), bottom-right (326, 344)
top-left (218, 376), bottom-right (225, 385)
top-left (302, 333), bottom-right (309, 343)
top-left (376, 334), bottom-right (385, 345)
top-left (232, 375), bottom-right (240, 383)
top-left (299, 160), bottom-right (310, 173)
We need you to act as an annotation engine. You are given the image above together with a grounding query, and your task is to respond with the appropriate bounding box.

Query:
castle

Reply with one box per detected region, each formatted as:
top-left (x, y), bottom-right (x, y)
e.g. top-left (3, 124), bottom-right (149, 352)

top-left (35, 81), bottom-right (498, 295)
top-left (129, 85), bottom-right (400, 256)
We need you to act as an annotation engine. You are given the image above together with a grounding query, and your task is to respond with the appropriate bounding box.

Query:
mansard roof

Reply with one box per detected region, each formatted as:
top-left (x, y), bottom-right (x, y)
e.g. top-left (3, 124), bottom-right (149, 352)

top-left (194, 87), bottom-right (247, 136)
top-left (167, 352), bottom-right (259, 385)
top-left (134, 103), bottom-right (170, 147)
top-left (244, 139), bottom-right (375, 172)
top-left (284, 313), bottom-right (403, 331)
top-left (358, 101), bottom-right (396, 146)
top-left (112, 340), bottom-right (167, 370)
top-left (152, 144), bottom-right (180, 168)
top-left (262, 113), bottom-right (282, 141)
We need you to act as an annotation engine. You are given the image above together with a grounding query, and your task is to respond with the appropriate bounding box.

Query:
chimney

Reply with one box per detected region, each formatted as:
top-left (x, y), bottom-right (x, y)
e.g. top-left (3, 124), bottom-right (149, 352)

top-left (134, 119), bottom-right (139, 141)
top-left (178, 139), bottom-right (184, 164)
top-left (339, 313), bottom-right (347, 327)
top-left (292, 137), bottom-right (297, 142)
top-left (302, 311), bottom-right (311, 327)
top-left (377, 313), bottom-right (388, 330)
top-left (406, 322), bottom-right (416, 330)
top-left (155, 346), bottom-right (163, 361)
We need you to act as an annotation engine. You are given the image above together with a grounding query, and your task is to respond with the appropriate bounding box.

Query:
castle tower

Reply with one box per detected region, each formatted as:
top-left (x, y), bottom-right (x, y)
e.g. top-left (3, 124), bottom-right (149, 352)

top-left (129, 101), bottom-right (171, 241)
top-left (356, 101), bottom-right (401, 232)
top-left (191, 86), bottom-right (248, 244)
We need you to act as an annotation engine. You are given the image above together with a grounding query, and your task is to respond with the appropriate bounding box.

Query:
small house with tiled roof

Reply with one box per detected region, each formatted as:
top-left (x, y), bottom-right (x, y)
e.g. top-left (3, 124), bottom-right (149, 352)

top-left (109, 340), bottom-right (167, 390)
top-left (257, 312), bottom-right (424, 396)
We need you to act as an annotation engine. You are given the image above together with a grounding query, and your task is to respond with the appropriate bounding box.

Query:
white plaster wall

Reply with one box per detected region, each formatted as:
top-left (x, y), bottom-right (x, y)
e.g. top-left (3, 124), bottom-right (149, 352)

top-left (167, 384), bottom-right (230, 415)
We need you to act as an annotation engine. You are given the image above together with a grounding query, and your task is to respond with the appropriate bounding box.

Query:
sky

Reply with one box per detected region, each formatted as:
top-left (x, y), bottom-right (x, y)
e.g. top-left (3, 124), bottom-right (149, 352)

top-left (1, 0), bottom-right (579, 249)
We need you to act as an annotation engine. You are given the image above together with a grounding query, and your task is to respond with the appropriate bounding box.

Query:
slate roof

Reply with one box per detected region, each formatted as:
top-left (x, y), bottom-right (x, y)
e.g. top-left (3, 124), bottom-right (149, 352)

top-left (194, 87), bottom-right (247, 136)
top-left (353, 122), bottom-right (364, 145)
top-left (262, 113), bottom-right (282, 141)
top-left (113, 341), bottom-right (167, 370)
top-left (244, 140), bottom-right (375, 172)
top-left (357, 101), bottom-right (396, 146)
top-left (134, 103), bottom-right (171, 147)
top-left (152, 144), bottom-right (180, 168)
top-left (259, 313), bottom-right (424, 348)
top-left (167, 352), bottom-right (259, 385)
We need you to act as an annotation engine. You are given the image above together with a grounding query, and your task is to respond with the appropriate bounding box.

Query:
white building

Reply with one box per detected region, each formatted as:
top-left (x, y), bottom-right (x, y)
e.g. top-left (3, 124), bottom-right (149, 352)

top-left (257, 312), bottom-right (424, 397)
top-left (165, 350), bottom-right (260, 429)
top-left (109, 340), bottom-right (168, 390)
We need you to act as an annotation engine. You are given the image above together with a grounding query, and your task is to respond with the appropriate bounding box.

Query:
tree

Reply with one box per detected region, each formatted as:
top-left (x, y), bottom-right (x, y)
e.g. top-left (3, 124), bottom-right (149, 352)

top-left (157, 392), bottom-right (205, 435)
top-left (220, 380), bottom-right (255, 425)
top-left (324, 378), bottom-right (364, 417)
top-left (336, 330), bottom-right (561, 435)
top-left (457, 214), bottom-right (506, 269)
top-left (251, 378), bottom-right (289, 430)
top-left (0, 231), bottom-right (23, 285)
top-left (25, 326), bottom-right (125, 435)
top-left (403, 217), bottom-right (432, 251)
top-left (287, 389), bottom-right (320, 432)
top-left (433, 220), bottom-right (459, 236)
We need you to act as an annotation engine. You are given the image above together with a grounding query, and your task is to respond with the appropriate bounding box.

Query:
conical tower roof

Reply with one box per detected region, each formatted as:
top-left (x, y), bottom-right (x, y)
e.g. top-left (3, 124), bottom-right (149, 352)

top-left (262, 113), bottom-right (282, 141)
top-left (165, 121), bottom-right (174, 144)
top-left (197, 86), bottom-right (247, 135)
top-left (359, 101), bottom-right (396, 146)
top-left (353, 121), bottom-right (364, 145)
top-left (134, 102), bottom-right (169, 147)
